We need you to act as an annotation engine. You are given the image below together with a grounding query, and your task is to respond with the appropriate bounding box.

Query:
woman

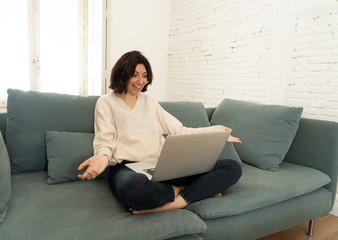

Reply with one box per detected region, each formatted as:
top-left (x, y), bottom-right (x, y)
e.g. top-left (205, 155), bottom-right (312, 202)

top-left (78, 50), bottom-right (242, 214)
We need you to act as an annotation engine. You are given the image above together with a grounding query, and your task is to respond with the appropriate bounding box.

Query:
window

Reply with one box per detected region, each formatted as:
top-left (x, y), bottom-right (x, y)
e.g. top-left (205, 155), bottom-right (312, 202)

top-left (0, 0), bottom-right (106, 110)
top-left (39, 0), bottom-right (81, 95)
top-left (0, 0), bottom-right (30, 104)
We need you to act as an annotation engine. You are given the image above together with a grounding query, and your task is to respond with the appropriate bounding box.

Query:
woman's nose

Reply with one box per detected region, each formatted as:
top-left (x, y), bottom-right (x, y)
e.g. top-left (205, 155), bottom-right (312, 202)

top-left (136, 75), bottom-right (142, 82)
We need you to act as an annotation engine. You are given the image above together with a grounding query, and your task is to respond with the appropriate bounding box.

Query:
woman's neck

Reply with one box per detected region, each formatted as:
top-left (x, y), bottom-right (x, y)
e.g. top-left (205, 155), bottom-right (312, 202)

top-left (116, 92), bottom-right (138, 109)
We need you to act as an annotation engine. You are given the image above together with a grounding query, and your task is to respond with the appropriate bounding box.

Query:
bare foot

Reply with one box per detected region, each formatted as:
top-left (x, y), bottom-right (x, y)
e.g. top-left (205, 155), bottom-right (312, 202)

top-left (132, 194), bottom-right (188, 214)
top-left (214, 193), bottom-right (223, 198)
top-left (132, 185), bottom-right (187, 214)
top-left (173, 185), bottom-right (185, 197)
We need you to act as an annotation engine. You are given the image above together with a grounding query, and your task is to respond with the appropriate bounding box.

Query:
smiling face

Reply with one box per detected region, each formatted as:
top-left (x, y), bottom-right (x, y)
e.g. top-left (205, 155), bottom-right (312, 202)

top-left (110, 51), bottom-right (153, 94)
top-left (126, 64), bottom-right (148, 96)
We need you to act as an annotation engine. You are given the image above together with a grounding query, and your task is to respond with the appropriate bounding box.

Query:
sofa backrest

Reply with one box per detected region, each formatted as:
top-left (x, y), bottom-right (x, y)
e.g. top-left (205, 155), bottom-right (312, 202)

top-left (159, 101), bottom-right (211, 128)
top-left (5, 89), bottom-right (213, 174)
top-left (205, 107), bottom-right (216, 122)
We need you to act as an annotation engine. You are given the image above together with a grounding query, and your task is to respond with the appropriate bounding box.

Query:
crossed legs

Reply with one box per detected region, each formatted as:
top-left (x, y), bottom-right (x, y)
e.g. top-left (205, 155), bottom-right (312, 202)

top-left (109, 159), bottom-right (242, 214)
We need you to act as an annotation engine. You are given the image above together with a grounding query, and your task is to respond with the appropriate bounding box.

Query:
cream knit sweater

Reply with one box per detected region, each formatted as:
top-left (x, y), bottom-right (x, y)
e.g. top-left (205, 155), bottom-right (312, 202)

top-left (93, 92), bottom-right (215, 166)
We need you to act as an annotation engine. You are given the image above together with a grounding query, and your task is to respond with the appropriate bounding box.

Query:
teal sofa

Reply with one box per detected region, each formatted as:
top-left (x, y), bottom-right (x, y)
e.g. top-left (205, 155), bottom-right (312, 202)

top-left (0, 89), bottom-right (337, 240)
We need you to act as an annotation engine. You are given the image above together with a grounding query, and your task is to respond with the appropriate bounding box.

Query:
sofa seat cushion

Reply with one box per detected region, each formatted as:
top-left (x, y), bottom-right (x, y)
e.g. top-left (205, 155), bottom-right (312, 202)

top-left (186, 162), bottom-right (331, 220)
top-left (0, 171), bottom-right (206, 240)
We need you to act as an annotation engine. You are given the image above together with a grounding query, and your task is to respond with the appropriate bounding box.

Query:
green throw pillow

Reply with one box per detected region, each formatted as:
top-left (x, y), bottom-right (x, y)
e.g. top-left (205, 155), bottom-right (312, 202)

top-left (6, 89), bottom-right (99, 173)
top-left (210, 99), bottom-right (303, 170)
top-left (0, 135), bottom-right (11, 224)
top-left (46, 131), bottom-right (108, 184)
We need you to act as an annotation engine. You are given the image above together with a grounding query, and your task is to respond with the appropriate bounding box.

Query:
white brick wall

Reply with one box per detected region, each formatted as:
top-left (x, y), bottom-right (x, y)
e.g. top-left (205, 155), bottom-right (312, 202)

top-left (169, 0), bottom-right (275, 107)
top-left (168, 0), bottom-right (338, 216)
top-left (168, 0), bottom-right (338, 122)
top-left (288, 1), bottom-right (338, 120)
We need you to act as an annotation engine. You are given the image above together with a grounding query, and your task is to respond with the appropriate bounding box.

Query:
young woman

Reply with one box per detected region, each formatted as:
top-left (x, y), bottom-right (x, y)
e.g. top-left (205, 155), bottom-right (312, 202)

top-left (78, 50), bottom-right (242, 214)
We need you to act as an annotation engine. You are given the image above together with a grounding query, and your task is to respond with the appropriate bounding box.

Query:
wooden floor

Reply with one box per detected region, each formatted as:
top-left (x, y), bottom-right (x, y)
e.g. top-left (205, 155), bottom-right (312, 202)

top-left (258, 214), bottom-right (338, 240)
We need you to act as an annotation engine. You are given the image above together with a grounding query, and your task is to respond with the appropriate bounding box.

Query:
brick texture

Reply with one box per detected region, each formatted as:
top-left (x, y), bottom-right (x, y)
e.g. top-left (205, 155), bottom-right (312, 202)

top-left (168, 0), bottom-right (338, 122)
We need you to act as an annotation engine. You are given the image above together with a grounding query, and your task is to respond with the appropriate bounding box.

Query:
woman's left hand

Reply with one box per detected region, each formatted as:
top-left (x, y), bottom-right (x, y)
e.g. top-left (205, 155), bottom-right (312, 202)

top-left (78, 154), bottom-right (109, 180)
top-left (214, 125), bottom-right (242, 143)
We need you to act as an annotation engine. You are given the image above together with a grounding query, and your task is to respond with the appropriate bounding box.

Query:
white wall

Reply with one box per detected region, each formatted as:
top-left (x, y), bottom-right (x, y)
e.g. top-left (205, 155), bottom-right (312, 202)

top-left (168, 0), bottom-right (338, 122)
top-left (168, 0), bottom-right (338, 215)
top-left (107, 0), bottom-right (170, 101)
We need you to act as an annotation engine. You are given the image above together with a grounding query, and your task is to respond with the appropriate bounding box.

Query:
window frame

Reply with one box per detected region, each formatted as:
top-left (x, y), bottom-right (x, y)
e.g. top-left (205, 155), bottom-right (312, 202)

top-left (0, 0), bottom-right (107, 112)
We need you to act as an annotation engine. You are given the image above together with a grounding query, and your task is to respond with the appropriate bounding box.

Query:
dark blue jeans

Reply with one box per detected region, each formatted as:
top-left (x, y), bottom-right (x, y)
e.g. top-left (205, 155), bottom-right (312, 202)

top-left (109, 159), bottom-right (242, 211)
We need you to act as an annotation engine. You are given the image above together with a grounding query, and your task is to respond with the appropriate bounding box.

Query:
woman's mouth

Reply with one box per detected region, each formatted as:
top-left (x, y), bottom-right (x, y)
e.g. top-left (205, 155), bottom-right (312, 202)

top-left (133, 84), bottom-right (142, 90)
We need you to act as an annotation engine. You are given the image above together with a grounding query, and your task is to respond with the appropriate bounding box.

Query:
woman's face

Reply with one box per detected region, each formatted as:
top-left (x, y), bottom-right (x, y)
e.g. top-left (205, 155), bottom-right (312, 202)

top-left (126, 64), bottom-right (148, 96)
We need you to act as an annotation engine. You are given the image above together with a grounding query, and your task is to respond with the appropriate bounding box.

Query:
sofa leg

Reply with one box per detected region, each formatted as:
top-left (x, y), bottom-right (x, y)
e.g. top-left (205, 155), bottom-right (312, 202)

top-left (306, 219), bottom-right (315, 236)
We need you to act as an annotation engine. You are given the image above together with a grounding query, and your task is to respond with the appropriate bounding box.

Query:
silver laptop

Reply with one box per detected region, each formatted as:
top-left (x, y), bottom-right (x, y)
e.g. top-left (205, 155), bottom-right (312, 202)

top-left (126, 130), bottom-right (231, 182)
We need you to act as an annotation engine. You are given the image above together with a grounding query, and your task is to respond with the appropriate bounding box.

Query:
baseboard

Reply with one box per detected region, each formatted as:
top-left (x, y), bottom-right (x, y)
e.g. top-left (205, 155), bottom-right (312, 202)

top-left (330, 201), bottom-right (338, 217)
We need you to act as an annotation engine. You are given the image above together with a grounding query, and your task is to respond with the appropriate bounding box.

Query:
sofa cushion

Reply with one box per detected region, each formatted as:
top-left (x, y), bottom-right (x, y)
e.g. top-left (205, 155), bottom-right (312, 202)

top-left (46, 131), bottom-right (94, 183)
top-left (159, 101), bottom-right (210, 128)
top-left (210, 99), bottom-right (303, 170)
top-left (218, 142), bottom-right (242, 164)
top-left (160, 101), bottom-right (242, 164)
top-left (200, 188), bottom-right (331, 240)
top-left (0, 135), bottom-right (11, 225)
top-left (6, 89), bottom-right (99, 173)
top-left (46, 131), bottom-right (109, 184)
top-left (186, 162), bottom-right (330, 220)
top-left (0, 113), bottom-right (6, 143)
top-left (0, 172), bottom-right (207, 240)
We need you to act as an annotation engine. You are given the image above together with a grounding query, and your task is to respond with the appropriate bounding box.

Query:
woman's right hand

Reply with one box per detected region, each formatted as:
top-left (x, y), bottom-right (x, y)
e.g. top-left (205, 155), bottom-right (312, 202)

top-left (78, 154), bottom-right (109, 180)
top-left (214, 125), bottom-right (242, 143)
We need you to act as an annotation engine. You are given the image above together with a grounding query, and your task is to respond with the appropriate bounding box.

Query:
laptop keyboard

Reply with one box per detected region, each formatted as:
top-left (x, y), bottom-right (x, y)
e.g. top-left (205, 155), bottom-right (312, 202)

top-left (143, 168), bottom-right (155, 176)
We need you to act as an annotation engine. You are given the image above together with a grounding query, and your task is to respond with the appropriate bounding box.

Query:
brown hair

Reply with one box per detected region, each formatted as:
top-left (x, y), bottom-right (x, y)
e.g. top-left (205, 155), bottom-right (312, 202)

top-left (109, 51), bottom-right (153, 94)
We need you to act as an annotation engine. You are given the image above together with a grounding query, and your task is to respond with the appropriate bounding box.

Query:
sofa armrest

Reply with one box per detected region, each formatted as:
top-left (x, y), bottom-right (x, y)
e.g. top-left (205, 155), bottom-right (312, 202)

top-left (284, 118), bottom-right (338, 209)
top-left (0, 134), bottom-right (11, 224)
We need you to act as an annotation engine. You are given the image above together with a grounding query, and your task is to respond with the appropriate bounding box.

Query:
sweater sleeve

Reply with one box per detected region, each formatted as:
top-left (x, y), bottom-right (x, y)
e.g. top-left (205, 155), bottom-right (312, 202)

top-left (93, 96), bottom-right (118, 166)
top-left (155, 100), bottom-right (215, 135)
